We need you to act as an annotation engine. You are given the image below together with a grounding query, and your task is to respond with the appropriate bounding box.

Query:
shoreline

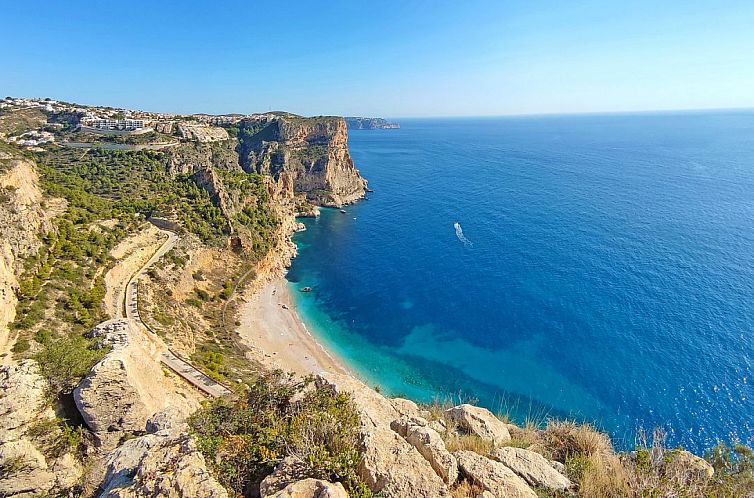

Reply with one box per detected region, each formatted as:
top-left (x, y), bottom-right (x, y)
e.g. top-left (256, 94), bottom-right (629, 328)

top-left (236, 276), bottom-right (352, 378)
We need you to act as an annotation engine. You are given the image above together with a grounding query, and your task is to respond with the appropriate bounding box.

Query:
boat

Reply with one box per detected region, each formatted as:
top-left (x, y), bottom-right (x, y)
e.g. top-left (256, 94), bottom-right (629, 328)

top-left (340, 209), bottom-right (347, 214)
top-left (300, 286), bottom-right (312, 292)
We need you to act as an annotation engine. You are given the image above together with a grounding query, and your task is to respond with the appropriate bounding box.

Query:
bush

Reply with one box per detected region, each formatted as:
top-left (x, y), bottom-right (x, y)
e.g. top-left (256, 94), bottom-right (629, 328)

top-left (35, 335), bottom-right (108, 395)
top-left (189, 371), bottom-right (370, 498)
top-left (11, 339), bottom-right (30, 353)
top-left (34, 329), bottom-right (52, 344)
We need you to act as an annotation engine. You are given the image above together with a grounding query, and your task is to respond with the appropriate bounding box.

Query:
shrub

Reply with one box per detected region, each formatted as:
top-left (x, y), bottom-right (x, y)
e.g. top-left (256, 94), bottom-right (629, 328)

top-left (33, 329), bottom-right (52, 344)
top-left (190, 371), bottom-right (370, 497)
top-left (541, 420), bottom-right (612, 462)
top-left (11, 339), bottom-right (30, 353)
top-left (35, 335), bottom-right (108, 395)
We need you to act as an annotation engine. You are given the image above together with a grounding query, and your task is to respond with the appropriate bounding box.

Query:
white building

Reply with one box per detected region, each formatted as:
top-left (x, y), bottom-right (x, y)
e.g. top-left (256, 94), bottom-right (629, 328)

top-left (80, 117), bottom-right (146, 131)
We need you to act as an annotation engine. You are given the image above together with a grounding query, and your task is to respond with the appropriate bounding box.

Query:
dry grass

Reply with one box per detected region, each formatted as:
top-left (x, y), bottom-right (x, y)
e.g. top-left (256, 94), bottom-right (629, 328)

top-left (445, 434), bottom-right (495, 456)
top-left (450, 478), bottom-right (485, 498)
top-left (541, 420), bottom-right (613, 462)
top-left (505, 419), bottom-right (542, 450)
top-left (575, 452), bottom-right (631, 498)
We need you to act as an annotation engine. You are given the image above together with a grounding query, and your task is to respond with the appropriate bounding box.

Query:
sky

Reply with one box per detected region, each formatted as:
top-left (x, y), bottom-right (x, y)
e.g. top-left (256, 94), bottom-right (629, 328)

top-left (2, 0), bottom-right (754, 117)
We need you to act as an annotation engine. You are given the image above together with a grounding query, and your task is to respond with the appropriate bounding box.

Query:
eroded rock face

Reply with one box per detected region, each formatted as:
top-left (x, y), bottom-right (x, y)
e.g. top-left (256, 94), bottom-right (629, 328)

top-left (445, 404), bottom-right (511, 445)
top-left (260, 457), bottom-right (310, 497)
top-left (98, 433), bottom-right (227, 498)
top-left (319, 373), bottom-right (449, 497)
top-left (455, 451), bottom-right (537, 498)
top-left (74, 319), bottom-right (198, 451)
top-left (0, 360), bottom-right (82, 497)
top-left (391, 416), bottom-right (459, 485)
top-left (264, 478), bottom-right (348, 498)
top-left (237, 116), bottom-right (367, 207)
top-left (490, 447), bottom-right (572, 492)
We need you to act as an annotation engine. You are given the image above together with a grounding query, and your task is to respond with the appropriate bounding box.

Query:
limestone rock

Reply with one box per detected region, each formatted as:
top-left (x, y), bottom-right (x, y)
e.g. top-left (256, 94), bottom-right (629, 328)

top-left (265, 478), bottom-right (348, 498)
top-left (455, 451), bottom-right (537, 498)
top-left (667, 449), bottom-right (715, 480)
top-left (319, 373), bottom-right (449, 497)
top-left (391, 417), bottom-right (458, 485)
top-left (99, 433), bottom-right (227, 498)
top-left (176, 123), bottom-right (229, 143)
top-left (74, 319), bottom-right (198, 451)
top-left (260, 457), bottom-right (310, 497)
top-left (0, 361), bottom-right (82, 497)
top-left (238, 116), bottom-right (367, 207)
top-left (445, 405), bottom-right (511, 445)
top-left (490, 447), bottom-right (572, 491)
top-left (0, 360), bottom-right (47, 441)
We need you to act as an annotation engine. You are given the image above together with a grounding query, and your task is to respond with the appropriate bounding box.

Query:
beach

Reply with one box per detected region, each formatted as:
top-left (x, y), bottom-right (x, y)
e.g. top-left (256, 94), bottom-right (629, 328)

top-left (237, 277), bottom-right (349, 377)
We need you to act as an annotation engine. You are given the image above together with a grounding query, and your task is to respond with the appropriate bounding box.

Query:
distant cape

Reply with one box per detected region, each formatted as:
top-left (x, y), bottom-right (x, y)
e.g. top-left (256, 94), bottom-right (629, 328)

top-left (345, 117), bottom-right (400, 130)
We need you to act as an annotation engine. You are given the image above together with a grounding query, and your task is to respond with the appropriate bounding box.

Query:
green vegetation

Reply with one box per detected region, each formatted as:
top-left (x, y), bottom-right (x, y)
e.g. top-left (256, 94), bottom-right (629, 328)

top-left (190, 371), bottom-right (372, 498)
top-left (35, 335), bottom-right (109, 396)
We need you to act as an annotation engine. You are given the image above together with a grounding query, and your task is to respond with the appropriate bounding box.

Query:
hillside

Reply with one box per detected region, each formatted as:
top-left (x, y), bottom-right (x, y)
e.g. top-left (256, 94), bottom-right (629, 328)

top-left (0, 98), bottom-right (751, 498)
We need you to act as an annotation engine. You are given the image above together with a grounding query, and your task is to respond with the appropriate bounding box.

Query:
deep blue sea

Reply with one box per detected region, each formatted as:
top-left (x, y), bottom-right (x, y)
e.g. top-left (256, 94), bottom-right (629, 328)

top-left (286, 112), bottom-right (754, 453)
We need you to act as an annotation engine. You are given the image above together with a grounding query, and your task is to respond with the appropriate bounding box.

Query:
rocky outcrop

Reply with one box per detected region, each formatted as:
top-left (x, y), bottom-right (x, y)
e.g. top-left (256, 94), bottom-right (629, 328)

top-left (455, 451), bottom-right (537, 498)
top-left (73, 319), bottom-right (198, 451)
top-left (445, 404), bottom-right (511, 445)
top-left (176, 123), bottom-right (229, 143)
top-left (265, 479), bottom-right (348, 498)
top-left (98, 432), bottom-right (227, 498)
top-left (319, 373), bottom-right (449, 497)
top-left (391, 416), bottom-right (459, 485)
top-left (237, 116), bottom-right (367, 207)
top-left (667, 449), bottom-right (715, 480)
top-left (0, 360), bottom-right (82, 497)
top-left (490, 447), bottom-right (572, 492)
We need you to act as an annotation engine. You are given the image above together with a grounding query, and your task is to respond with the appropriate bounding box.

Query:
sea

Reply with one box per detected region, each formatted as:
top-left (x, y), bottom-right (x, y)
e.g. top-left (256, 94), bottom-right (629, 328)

top-left (286, 111), bottom-right (754, 453)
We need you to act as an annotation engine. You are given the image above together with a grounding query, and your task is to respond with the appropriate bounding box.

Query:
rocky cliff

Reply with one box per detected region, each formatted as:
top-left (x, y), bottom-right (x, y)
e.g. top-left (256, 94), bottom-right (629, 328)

top-left (0, 150), bottom-right (60, 361)
top-left (236, 115), bottom-right (367, 207)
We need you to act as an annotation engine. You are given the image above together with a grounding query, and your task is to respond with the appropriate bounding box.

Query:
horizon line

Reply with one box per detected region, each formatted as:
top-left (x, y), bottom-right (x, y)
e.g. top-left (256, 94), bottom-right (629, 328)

top-left (7, 95), bottom-right (753, 121)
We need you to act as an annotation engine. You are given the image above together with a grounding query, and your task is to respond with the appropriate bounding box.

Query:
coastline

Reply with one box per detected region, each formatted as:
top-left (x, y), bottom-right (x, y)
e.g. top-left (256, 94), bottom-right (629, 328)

top-left (236, 276), bottom-right (351, 378)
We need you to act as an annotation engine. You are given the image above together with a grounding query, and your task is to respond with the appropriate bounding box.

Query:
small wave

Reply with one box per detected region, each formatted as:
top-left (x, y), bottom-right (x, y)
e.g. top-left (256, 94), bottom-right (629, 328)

top-left (454, 222), bottom-right (473, 247)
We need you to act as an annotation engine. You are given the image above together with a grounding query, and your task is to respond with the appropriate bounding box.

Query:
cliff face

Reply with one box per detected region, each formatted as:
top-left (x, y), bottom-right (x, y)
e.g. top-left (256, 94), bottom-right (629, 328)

top-left (237, 116), bottom-right (367, 207)
top-left (0, 152), bottom-right (60, 360)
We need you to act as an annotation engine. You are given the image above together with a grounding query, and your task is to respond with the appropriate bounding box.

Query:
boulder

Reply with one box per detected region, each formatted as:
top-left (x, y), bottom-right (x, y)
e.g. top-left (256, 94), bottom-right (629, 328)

top-left (265, 478), bottom-right (348, 498)
top-left (319, 373), bottom-right (449, 497)
top-left (0, 360), bottom-right (47, 442)
top-left (490, 447), bottom-right (572, 491)
top-left (98, 433), bottom-right (227, 498)
top-left (391, 416), bottom-right (458, 485)
top-left (445, 405), bottom-right (511, 445)
top-left (455, 450), bottom-right (537, 498)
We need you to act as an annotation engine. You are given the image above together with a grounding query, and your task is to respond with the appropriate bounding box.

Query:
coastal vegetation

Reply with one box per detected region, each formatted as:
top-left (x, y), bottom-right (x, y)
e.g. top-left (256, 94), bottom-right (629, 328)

top-left (189, 370), bottom-right (373, 498)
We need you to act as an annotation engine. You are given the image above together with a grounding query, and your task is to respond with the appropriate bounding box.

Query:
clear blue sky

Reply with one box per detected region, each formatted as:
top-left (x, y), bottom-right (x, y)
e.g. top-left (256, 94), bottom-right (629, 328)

top-left (2, 1), bottom-right (753, 117)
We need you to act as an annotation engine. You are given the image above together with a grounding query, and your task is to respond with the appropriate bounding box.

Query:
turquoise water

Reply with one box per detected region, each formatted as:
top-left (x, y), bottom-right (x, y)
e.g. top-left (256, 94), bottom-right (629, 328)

top-left (287, 112), bottom-right (754, 452)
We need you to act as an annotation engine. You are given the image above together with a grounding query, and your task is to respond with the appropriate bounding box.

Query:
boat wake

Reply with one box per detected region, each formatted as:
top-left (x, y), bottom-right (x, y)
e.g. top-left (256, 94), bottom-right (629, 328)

top-left (454, 222), bottom-right (473, 247)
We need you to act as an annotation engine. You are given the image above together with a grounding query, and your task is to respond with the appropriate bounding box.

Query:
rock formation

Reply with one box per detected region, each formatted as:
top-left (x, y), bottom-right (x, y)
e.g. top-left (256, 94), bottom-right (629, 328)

top-left (73, 319), bottom-right (198, 451)
top-left (490, 446), bottom-right (572, 492)
top-left (237, 116), bottom-right (367, 207)
top-left (455, 450), bottom-right (538, 498)
top-left (445, 404), bottom-right (512, 445)
top-left (0, 360), bottom-right (82, 497)
top-left (176, 122), bottom-right (229, 143)
top-left (345, 117), bottom-right (400, 130)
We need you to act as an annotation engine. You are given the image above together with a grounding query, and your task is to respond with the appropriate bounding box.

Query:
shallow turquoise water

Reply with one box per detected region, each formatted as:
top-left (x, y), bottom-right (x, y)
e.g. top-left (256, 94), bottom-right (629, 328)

top-left (287, 112), bottom-right (754, 452)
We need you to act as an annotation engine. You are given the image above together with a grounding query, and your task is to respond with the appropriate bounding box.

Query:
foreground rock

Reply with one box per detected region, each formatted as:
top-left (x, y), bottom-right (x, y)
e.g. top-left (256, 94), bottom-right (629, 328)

top-left (0, 360), bottom-right (82, 497)
top-left (391, 416), bottom-right (459, 485)
top-left (320, 373), bottom-right (449, 497)
top-left (265, 478), bottom-right (348, 498)
top-left (74, 319), bottom-right (198, 451)
top-left (455, 450), bottom-right (537, 498)
top-left (491, 447), bottom-right (572, 491)
top-left (445, 404), bottom-right (511, 445)
top-left (98, 432), bottom-right (227, 498)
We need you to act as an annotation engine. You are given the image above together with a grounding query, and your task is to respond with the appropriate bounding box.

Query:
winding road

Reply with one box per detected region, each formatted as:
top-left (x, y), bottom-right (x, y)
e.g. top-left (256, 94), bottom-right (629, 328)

top-left (124, 228), bottom-right (231, 398)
